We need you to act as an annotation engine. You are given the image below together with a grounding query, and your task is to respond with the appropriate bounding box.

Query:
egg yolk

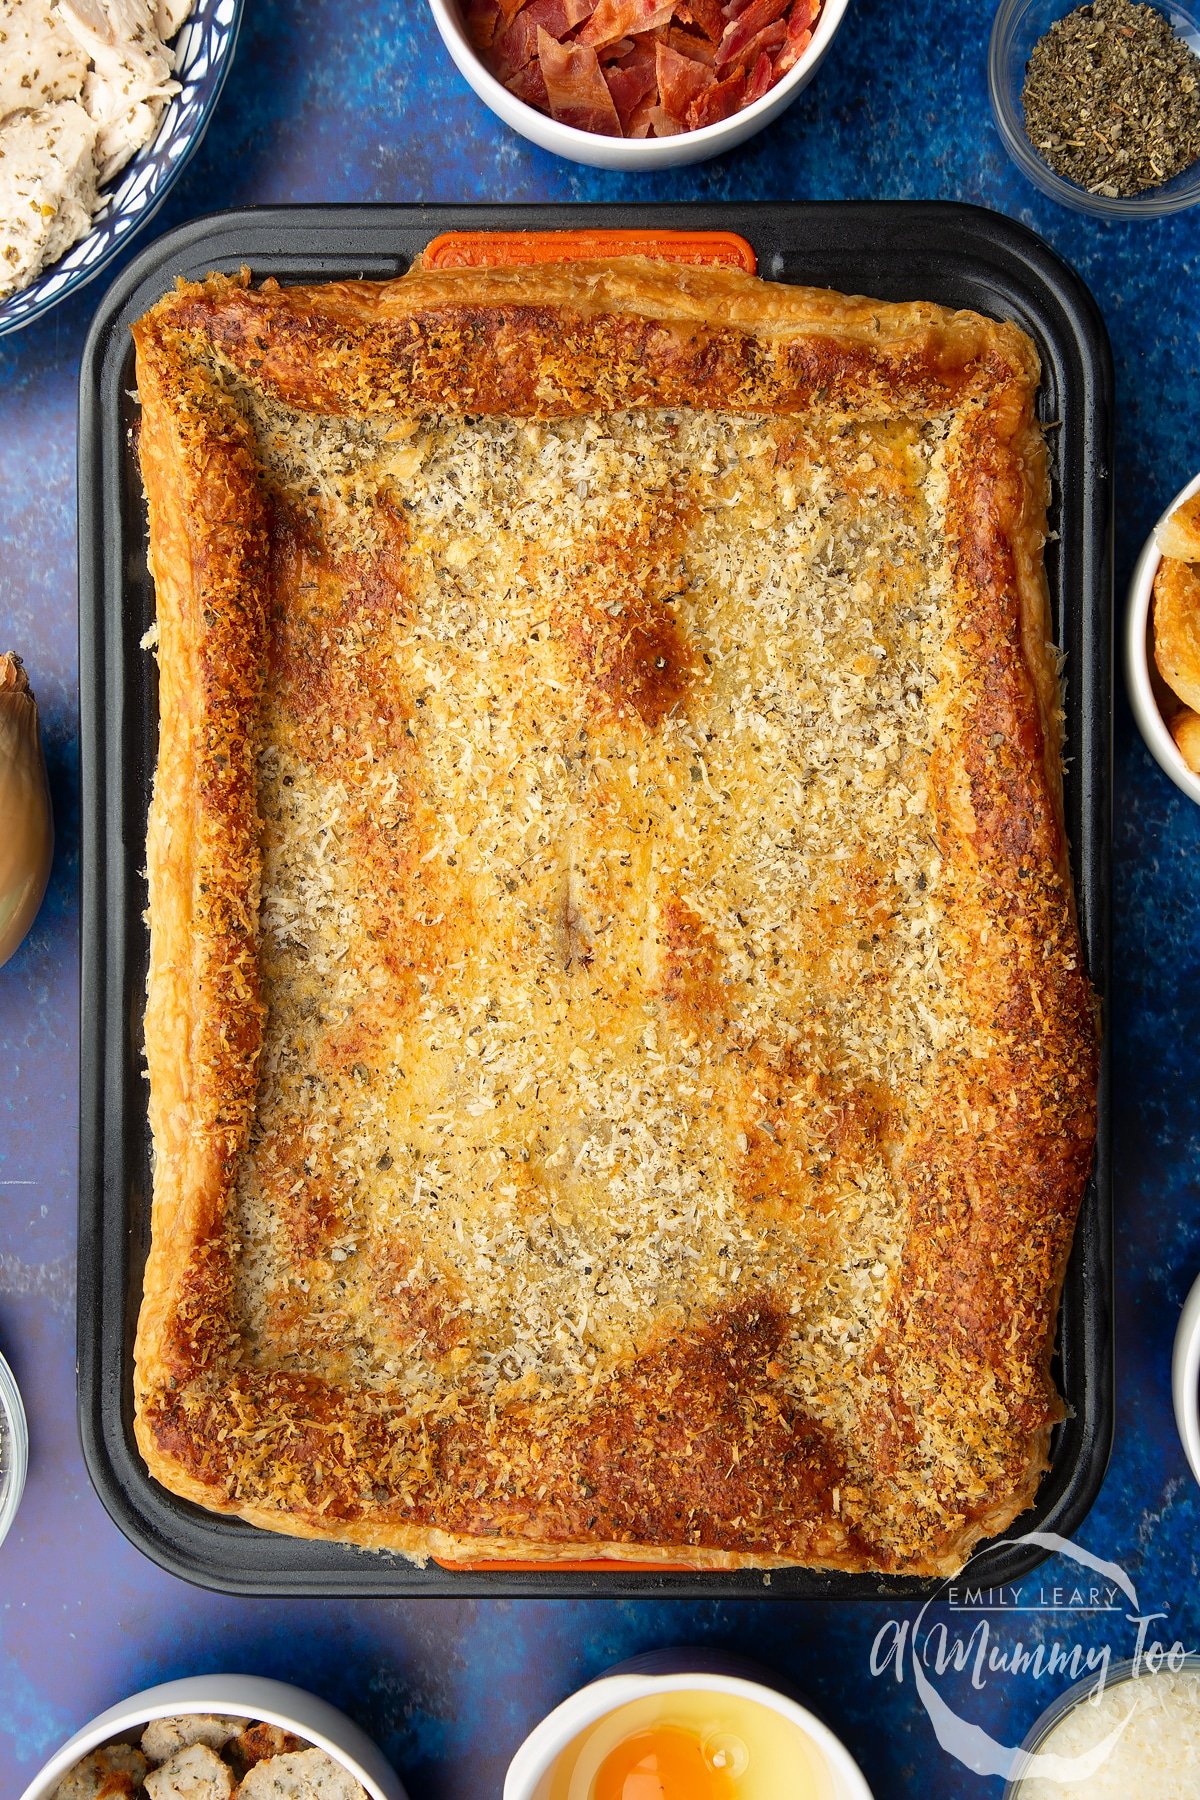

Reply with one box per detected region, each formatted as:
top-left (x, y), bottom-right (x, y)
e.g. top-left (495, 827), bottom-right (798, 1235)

top-left (591, 1726), bottom-right (739, 1800)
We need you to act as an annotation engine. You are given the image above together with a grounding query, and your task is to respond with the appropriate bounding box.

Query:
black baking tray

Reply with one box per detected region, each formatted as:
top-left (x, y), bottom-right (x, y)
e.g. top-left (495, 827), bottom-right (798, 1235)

top-left (78, 202), bottom-right (1114, 1598)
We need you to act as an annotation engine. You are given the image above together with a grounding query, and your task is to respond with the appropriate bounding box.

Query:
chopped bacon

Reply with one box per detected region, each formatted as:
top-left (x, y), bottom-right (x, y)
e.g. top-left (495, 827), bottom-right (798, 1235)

top-left (743, 47), bottom-right (773, 102)
top-left (720, 15), bottom-right (785, 72)
top-left (655, 38), bottom-right (714, 122)
top-left (603, 41), bottom-right (657, 130)
top-left (773, 0), bottom-right (817, 73)
top-left (498, 0), bottom-right (594, 21)
top-left (494, 11), bottom-right (538, 70)
top-left (506, 59), bottom-right (551, 108)
top-left (645, 102), bottom-right (684, 133)
top-left (665, 24), bottom-right (717, 62)
top-left (627, 90), bottom-right (658, 134)
top-left (579, 0), bottom-right (674, 49)
top-left (715, 0), bottom-right (789, 67)
top-left (675, 0), bottom-right (724, 38)
top-left (466, 0), bottom-right (501, 49)
top-left (772, 24), bottom-right (810, 76)
top-left (497, 0), bottom-right (585, 71)
top-left (477, 0), bottom-right (824, 135)
top-left (687, 63), bottom-right (746, 124)
top-left (537, 25), bottom-right (624, 131)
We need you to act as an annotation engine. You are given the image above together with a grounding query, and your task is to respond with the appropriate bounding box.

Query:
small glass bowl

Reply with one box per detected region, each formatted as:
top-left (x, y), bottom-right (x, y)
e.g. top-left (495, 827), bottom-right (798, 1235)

top-left (1003, 1654), bottom-right (1200, 1796)
top-left (989, 0), bottom-right (1200, 217)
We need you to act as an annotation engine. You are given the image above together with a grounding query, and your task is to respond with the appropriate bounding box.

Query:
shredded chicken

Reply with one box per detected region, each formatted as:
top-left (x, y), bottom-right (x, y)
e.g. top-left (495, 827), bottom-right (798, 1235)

top-left (0, 0), bottom-right (194, 296)
top-left (0, 0), bottom-right (86, 119)
top-left (0, 99), bottom-right (97, 292)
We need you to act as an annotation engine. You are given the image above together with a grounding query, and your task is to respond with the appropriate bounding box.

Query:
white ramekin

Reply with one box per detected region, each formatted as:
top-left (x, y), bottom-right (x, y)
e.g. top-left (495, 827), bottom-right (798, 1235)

top-left (0, 1350), bottom-right (28, 1548)
top-left (504, 1665), bottom-right (873, 1799)
top-left (1173, 1269), bottom-right (1200, 1489)
top-left (1125, 469), bottom-right (1200, 806)
top-left (18, 1676), bottom-right (408, 1800)
top-left (426, 0), bottom-right (851, 169)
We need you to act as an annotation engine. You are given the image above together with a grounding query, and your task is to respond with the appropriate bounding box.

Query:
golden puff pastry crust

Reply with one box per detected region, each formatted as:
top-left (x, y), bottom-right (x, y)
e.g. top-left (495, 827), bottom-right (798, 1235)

top-left (132, 259), bottom-right (1098, 1577)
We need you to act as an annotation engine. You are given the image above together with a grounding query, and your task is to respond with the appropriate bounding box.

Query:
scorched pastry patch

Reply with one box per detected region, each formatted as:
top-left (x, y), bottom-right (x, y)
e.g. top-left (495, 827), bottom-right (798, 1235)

top-left (131, 257), bottom-right (1098, 1576)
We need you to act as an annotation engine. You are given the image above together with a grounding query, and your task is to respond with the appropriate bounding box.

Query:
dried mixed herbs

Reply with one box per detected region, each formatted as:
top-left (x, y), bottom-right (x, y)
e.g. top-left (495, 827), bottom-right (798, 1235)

top-left (1022, 0), bottom-right (1200, 197)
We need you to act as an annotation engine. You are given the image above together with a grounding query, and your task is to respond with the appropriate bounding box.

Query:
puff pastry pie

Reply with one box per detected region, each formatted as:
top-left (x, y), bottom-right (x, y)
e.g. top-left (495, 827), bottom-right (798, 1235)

top-left (132, 257), bottom-right (1098, 1575)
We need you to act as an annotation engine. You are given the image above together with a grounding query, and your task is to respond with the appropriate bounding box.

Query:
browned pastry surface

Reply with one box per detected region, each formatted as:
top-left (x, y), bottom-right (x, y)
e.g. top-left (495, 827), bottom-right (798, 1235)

top-left (132, 259), bottom-right (1098, 1575)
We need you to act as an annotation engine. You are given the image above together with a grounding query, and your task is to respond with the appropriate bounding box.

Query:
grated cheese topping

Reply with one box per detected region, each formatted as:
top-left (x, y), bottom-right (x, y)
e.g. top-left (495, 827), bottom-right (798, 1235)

top-left (227, 398), bottom-right (972, 1427)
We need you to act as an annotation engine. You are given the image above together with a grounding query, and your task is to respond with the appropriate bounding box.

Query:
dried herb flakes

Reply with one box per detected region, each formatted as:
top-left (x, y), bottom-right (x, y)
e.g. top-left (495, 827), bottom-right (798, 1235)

top-left (1021, 0), bottom-right (1200, 197)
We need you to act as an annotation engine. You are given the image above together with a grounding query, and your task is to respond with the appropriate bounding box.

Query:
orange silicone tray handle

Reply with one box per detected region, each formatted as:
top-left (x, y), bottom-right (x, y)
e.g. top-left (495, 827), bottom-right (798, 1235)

top-left (422, 227), bottom-right (757, 273)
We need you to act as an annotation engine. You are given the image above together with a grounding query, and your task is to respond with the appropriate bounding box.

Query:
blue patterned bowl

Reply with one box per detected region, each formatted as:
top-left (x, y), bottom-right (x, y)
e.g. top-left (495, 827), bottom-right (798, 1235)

top-left (0, 0), bottom-right (243, 336)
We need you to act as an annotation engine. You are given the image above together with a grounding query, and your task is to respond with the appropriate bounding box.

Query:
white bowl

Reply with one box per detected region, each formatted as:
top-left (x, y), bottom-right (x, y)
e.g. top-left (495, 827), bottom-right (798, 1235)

top-left (1125, 469), bottom-right (1200, 805)
top-left (0, 1350), bottom-right (28, 1549)
top-left (426, 0), bottom-right (851, 169)
top-left (1173, 1269), bottom-right (1200, 1488)
top-left (18, 1676), bottom-right (408, 1800)
top-left (504, 1666), bottom-right (873, 1799)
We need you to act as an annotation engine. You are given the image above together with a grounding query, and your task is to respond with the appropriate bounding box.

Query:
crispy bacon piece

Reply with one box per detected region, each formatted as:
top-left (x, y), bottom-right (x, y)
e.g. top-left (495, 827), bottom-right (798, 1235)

top-left (603, 38), bottom-right (657, 131)
top-left (466, 0), bottom-right (502, 48)
top-left (644, 101), bottom-right (683, 133)
top-left (497, 0), bottom-right (595, 17)
top-left (715, 0), bottom-right (789, 68)
top-left (721, 15), bottom-right (786, 72)
top-left (497, 0), bottom-right (587, 71)
top-left (773, 0), bottom-right (817, 74)
top-left (579, 0), bottom-right (674, 49)
top-left (496, 0), bottom-right (597, 71)
top-left (743, 47), bottom-right (773, 103)
top-left (772, 24), bottom-right (811, 76)
top-left (506, 60), bottom-right (551, 108)
top-left (655, 38), bottom-right (715, 122)
top-left (494, 10), bottom-right (537, 69)
top-left (537, 24), bottom-right (624, 132)
top-left (687, 62), bottom-right (746, 124)
top-left (626, 85), bottom-right (658, 133)
top-left (676, 0), bottom-right (725, 38)
top-left (665, 24), bottom-right (717, 62)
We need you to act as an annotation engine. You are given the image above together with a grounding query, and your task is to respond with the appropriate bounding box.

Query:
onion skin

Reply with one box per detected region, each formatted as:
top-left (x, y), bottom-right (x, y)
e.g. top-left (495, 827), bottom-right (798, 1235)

top-left (0, 653), bottom-right (54, 970)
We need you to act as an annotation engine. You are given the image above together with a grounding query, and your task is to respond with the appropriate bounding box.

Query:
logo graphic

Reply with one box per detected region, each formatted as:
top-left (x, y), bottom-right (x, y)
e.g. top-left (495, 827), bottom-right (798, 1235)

top-left (869, 1531), bottom-right (1192, 1780)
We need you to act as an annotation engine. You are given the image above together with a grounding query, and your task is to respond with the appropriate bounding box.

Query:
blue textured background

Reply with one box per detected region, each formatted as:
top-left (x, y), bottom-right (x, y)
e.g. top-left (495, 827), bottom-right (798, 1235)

top-left (2, 1), bottom-right (1199, 1795)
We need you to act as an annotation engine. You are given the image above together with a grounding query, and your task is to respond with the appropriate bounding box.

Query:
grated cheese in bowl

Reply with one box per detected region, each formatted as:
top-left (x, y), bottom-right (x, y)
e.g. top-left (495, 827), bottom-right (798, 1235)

top-left (1010, 1662), bottom-right (1200, 1798)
